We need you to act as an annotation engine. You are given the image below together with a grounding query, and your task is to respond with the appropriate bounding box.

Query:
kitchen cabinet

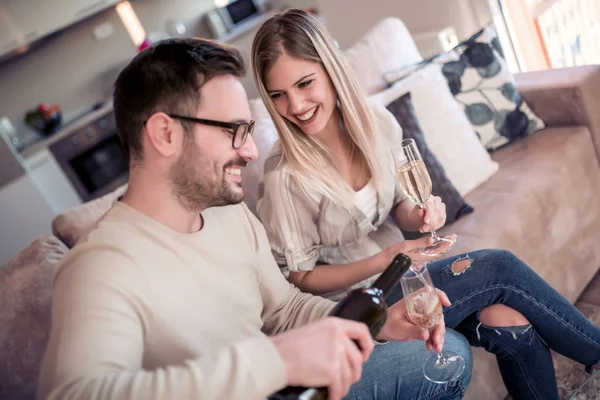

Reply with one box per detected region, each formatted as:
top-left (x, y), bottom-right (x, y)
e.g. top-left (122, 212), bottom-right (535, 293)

top-left (0, 0), bottom-right (120, 57)
top-left (22, 148), bottom-right (82, 215)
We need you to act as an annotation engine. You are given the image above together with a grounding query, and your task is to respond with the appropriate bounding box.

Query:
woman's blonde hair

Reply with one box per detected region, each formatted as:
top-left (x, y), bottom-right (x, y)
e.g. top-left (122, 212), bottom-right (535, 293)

top-left (251, 9), bottom-right (387, 209)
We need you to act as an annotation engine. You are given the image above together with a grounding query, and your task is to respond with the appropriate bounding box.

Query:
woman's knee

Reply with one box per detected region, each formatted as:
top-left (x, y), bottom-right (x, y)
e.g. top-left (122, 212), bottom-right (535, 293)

top-left (470, 249), bottom-right (522, 266)
top-left (461, 249), bottom-right (529, 279)
top-left (479, 304), bottom-right (530, 327)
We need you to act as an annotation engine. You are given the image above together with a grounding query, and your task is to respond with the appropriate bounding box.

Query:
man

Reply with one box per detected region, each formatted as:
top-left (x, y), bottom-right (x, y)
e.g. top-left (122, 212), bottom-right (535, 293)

top-left (37, 38), bottom-right (472, 400)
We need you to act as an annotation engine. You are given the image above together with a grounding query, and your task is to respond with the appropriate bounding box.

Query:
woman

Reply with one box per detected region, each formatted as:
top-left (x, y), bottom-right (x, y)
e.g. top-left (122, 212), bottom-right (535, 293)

top-left (252, 9), bottom-right (600, 400)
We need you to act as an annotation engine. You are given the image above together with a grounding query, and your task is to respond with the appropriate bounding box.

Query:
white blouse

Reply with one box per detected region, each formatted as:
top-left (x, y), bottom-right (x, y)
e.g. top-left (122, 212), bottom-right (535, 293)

top-left (354, 180), bottom-right (379, 223)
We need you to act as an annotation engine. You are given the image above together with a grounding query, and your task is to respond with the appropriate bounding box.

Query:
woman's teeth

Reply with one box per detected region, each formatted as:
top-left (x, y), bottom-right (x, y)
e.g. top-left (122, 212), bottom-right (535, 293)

top-left (298, 107), bottom-right (317, 121)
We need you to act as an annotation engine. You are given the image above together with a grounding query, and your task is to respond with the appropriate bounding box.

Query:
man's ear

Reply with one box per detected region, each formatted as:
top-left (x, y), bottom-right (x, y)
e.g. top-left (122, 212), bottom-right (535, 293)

top-left (144, 112), bottom-right (182, 158)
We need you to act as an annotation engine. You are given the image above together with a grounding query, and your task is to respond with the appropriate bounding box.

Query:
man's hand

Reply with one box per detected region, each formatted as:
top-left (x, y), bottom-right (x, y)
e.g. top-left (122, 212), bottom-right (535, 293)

top-left (377, 289), bottom-right (451, 353)
top-left (408, 196), bottom-right (447, 233)
top-left (270, 317), bottom-right (374, 400)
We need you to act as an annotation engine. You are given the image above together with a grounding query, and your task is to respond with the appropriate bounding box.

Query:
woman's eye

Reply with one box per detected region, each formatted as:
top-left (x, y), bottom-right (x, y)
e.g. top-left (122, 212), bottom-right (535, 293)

top-left (270, 92), bottom-right (282, 99)
top-left (298, 79), bottom-right (313, 88)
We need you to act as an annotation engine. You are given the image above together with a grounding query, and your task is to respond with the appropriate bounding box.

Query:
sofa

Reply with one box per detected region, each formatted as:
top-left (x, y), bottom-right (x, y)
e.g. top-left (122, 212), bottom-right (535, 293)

top-left (2, 17), bottom-right (600, 400)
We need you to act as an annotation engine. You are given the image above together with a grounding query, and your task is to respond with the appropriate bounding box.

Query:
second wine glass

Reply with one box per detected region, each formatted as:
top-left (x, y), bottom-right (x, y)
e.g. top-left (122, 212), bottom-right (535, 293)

top-left (393, 138), bottom-right (456, 257)
top-left (401, 263), bottom-right (465, 384)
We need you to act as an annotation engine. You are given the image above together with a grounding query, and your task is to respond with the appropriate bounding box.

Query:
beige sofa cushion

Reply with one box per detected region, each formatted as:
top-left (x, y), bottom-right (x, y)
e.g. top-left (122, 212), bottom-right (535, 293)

top-left (51, 185), bottom-right (127, 248)
top-left (343, 17), bottom-right (423, 96)
top-left (440, 126), bottom-right (600, 303)
top-left (0, 236), bottom-right (68, 400)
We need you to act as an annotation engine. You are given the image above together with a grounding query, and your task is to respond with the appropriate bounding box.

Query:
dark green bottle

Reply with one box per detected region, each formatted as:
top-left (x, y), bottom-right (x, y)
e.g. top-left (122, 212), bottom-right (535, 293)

top-left (268, 253), bottom-right (412, 400)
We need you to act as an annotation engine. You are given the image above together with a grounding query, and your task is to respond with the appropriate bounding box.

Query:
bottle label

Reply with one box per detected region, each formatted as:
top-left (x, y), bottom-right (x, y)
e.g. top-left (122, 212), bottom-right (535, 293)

top-left (298, 388), bottom-right (320, 400)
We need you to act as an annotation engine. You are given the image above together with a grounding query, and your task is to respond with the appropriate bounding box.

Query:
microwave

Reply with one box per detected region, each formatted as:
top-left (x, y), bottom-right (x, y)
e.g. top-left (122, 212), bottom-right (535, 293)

top-left (206, 0), bottom-right (265, 38)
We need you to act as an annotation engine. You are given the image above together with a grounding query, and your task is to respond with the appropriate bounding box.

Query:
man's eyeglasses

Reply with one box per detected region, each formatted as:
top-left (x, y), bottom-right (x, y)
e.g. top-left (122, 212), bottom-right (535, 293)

top-left (168, 114), bottom-right (255, 149)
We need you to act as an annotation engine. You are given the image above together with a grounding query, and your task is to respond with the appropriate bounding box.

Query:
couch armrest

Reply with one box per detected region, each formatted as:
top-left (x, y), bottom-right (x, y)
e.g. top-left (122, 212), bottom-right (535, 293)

top-left (514, 65), bottom-right (600, 161)
top-left (0, 235), bottom-right (68, 400)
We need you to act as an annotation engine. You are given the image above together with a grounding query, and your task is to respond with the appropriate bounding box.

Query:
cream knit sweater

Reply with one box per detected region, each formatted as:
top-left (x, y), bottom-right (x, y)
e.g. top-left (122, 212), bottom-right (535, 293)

top-left (37, 201), bottom-right (335, 400)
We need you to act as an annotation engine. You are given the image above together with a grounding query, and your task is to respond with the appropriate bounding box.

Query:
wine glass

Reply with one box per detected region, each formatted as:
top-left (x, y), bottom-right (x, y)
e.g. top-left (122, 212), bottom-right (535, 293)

top-left (392, 138), bottom-right (457, 257)
top-left (401, 263), bottom-right (465, 383)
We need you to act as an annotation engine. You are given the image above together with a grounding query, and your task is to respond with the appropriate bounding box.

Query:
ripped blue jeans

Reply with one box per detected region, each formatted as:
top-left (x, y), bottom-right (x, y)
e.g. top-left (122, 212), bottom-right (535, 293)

top-left (386, 249), bottom-right (600, 400)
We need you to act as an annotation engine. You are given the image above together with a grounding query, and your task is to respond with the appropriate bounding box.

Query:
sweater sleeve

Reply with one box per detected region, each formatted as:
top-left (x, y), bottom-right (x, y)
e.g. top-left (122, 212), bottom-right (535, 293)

top-left (37, 245), bottom-right (288, 400)
top-left (240, 204), bottom-right (335, 335)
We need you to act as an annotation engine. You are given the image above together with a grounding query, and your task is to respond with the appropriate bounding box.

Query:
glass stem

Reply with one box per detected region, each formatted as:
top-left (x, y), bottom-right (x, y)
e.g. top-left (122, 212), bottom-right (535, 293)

top-left (430, 327), bottom-right (446, 366)
top-left (435, 351), bottom-right (447, 367)
top-left (418, 203), bottom-right (441, 242)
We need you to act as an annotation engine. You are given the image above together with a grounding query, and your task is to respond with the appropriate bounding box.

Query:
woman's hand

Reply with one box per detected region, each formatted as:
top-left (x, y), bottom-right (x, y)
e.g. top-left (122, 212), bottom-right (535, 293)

top-left (408, 196), bottom-right (447, 233)
top-left (377, 236), bottom-right (435, 271)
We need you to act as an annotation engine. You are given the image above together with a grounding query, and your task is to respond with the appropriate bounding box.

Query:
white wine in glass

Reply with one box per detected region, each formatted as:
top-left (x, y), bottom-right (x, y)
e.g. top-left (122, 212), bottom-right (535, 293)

top-left (401, 263), bottom-right (465, 384)
top-left (394, 138), bottom-right (457, 257)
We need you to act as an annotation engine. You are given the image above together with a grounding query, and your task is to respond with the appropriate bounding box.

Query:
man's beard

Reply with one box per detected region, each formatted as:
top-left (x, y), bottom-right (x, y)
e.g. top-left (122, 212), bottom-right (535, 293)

top-left (169, 139), bottom-right (246, 212)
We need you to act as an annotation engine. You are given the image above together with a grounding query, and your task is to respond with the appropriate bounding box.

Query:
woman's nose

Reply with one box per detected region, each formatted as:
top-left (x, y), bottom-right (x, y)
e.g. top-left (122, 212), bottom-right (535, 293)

top-left (287, 91), bottom-right (305, 115)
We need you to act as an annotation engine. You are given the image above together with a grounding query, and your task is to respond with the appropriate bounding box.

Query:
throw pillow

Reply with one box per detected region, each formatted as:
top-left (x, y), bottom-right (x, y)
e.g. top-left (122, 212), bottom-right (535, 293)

top-left (436, 26), bottom-right (546, 150)
top-left (386, 92), bottom-right (474, 229)
top-left (370, 62), bottom-right (499, 197)
top-left (52, 184), bottom-right (127, 248)
top-left (386, 25), bottom-right (546, 151)
top-left (343, 17), bottom-right (424, 96)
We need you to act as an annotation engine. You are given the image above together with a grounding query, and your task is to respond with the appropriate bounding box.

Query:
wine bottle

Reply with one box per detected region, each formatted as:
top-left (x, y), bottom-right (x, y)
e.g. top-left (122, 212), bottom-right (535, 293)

top-left (268, 253), bottom-right (413, 400)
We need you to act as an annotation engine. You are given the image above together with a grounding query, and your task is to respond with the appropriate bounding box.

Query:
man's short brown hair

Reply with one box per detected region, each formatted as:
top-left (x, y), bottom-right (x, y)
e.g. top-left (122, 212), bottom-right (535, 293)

top-left (113, 38), bottom-right (246, 162)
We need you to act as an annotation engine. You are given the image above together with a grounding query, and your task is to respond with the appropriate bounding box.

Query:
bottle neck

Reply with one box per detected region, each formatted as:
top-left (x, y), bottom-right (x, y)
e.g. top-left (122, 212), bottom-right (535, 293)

top-left (371, 254), bottom-right (412, 299)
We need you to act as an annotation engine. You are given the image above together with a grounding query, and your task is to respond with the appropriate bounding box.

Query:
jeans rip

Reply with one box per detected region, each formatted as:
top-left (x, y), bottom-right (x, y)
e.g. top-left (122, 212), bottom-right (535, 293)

top-left (440, 255), bottom-right (473, 279)
top-left (475, 322), bottom-right (535, 343)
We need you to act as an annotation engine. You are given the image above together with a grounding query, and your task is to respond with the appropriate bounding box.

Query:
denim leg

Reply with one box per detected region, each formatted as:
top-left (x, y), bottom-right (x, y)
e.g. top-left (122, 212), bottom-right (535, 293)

top-left (345, 329), bottom-right (473, 400)
top-left (457, 315), bottom-right (558, 400)
top-left (422, 249), bottom-right (600, 399)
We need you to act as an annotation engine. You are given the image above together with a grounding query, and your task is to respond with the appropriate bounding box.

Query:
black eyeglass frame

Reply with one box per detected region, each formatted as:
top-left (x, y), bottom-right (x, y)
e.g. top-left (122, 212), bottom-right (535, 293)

top-left (167, 114), bottom-right (255, 149)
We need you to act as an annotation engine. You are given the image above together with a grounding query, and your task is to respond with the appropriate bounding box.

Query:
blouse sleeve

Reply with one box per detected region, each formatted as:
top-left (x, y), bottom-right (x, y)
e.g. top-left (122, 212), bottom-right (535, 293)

top-left (256, 154), bottom-right (322, 273)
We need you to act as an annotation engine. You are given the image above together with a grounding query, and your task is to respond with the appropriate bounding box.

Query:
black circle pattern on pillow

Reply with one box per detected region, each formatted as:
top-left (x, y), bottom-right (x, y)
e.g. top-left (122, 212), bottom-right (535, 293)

top-left (501, 82), bottom-right (520, 104)
top-left (476, 61), bottom-right (501, 79)
top-left (465, 103), bottom-right (494, 126)
top-left (500, 110), bottom-right (529, 140)
top-left (492, 37), bottom-right (505, 59)
top-left (463, 43), bottom-right (495, 68)
top-left (441, 61), bottom-right (466, 95)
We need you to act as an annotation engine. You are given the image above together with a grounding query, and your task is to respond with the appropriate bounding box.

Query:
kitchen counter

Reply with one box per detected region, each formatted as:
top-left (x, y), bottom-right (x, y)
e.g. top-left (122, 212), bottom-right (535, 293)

top-left (19, 100), bottom-right (114, 160)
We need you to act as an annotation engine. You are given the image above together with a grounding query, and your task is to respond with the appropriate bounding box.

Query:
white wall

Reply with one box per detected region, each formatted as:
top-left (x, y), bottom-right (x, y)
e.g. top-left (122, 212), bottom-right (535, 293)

top-left (316, 0), bottom-right (491, 50)
top-left (0, 175), bottom-right (54, 265)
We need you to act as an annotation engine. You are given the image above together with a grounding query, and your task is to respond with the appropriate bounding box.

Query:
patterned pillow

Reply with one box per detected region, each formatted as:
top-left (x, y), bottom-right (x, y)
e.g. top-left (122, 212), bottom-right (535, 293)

top-left (386, 25), bottom-right (546, 151)
top-left (385, 92), bottom-right (474, 238)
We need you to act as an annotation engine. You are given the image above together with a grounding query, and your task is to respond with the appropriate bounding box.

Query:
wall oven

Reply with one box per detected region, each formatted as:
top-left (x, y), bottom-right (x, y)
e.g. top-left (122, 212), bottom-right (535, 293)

top-left (49, 110), bottom-right (128, 202)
